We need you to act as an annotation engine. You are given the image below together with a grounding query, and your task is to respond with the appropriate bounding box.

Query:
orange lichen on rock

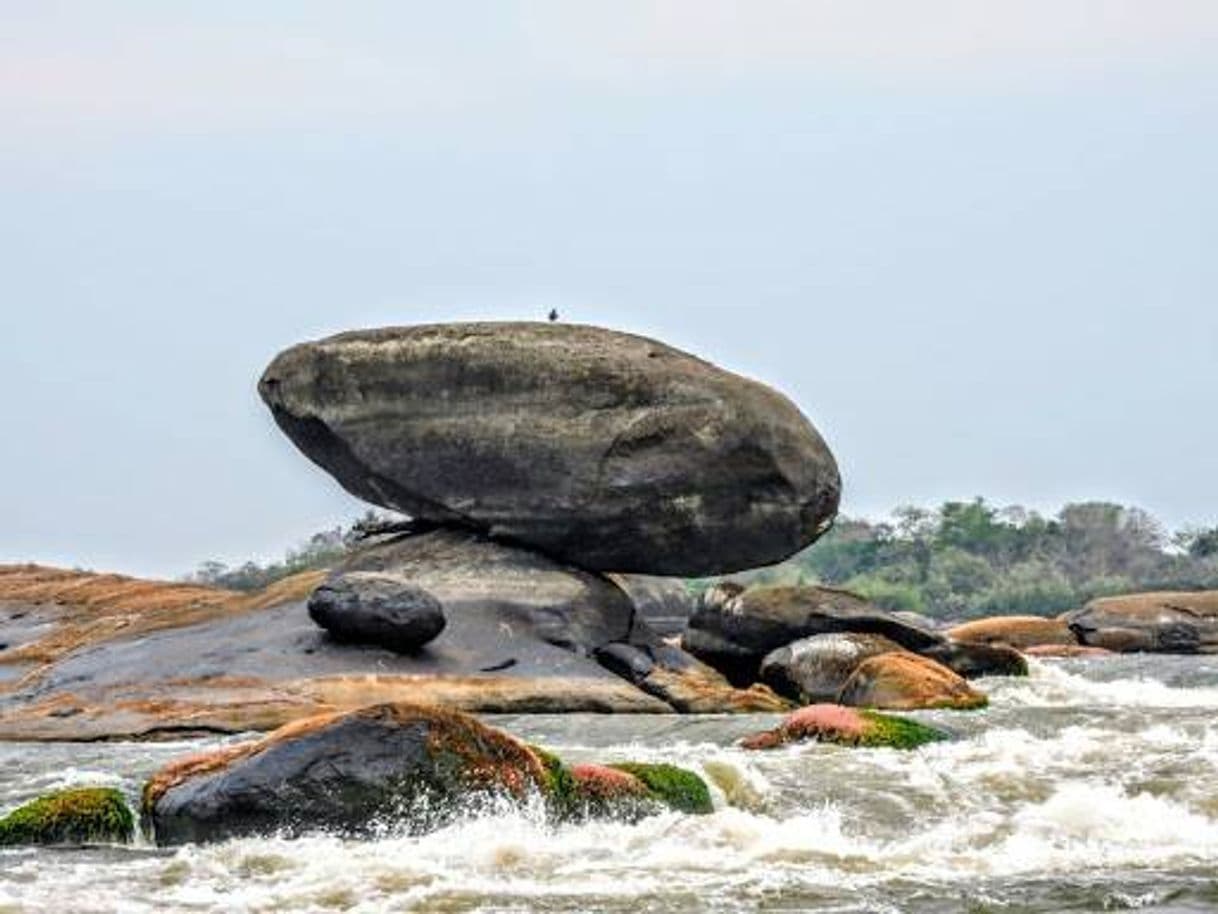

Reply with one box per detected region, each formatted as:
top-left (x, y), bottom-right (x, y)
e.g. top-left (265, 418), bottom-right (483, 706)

top-left (569, 764), bottom-right (649, 801)
top-left (947, 616), bottom-right (1077, 650)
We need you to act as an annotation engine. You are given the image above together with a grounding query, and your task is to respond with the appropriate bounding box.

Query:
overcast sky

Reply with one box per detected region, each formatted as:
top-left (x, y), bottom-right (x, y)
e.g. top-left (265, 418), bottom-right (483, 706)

top-left (2, 1), bottom-right (1216, 577)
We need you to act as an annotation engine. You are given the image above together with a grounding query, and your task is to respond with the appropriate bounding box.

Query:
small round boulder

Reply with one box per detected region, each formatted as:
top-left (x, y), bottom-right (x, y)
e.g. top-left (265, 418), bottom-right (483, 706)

top-left (308, 572), bottom-right (446, 653)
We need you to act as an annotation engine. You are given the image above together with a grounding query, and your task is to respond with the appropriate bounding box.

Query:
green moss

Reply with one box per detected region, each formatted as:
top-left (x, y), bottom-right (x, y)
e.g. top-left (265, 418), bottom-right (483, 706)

top-left (858, 711), bottom-right (950, 749)
top-left (0, 787), bottom-right (135, 846)
top-left (527, 744), bottom-right (578, 817)
top-left (608, 763), bottom-right (713, 815)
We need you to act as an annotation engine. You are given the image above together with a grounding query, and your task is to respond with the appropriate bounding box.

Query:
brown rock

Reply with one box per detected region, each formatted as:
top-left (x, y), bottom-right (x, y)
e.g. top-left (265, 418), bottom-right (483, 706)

top-left (947, 616), bottom-right (1077, 650)
top-left (1062, 592), bottom-right (1218, 653)
top-left (837, 652), bottom-right (987, 711)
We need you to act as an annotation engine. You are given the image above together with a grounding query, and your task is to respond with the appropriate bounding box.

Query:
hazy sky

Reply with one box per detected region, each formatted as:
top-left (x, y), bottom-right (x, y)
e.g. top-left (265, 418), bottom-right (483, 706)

top-left (3, 1), bottom-right (1216, 577)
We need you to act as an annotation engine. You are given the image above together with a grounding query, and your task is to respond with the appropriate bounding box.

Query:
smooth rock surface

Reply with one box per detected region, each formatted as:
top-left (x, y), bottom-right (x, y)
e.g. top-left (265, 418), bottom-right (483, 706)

top-left (258, 323), bottom-right (840, 575)
top-left (1062, 592), bottom-right (1218, 653)
top-left (759, 633), bottom-right (905, 703)
top-left (947, 616), bottom-right (1078, 650)
top-left (837, 652), bottom-right (988, 711)
top-left (307, 572), bottom-right (446, 652)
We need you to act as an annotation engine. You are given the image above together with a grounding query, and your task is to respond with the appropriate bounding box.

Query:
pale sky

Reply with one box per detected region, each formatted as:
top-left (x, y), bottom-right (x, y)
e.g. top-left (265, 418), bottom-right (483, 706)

top-left (2, 1), bottom-right (1216, 577)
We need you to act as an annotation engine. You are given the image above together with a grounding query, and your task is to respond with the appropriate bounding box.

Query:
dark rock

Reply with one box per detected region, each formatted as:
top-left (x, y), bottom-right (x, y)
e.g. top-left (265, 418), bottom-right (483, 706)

top-left (258, 323), bottom-right (840, 575)
top-left (145, 703), bottom-right (550, 845)
top-left (922, 639), bottom-right (1028, 678)
top-left (682, 583), bottom-right (943, 684)
top-left (607, 573), bottom-right (695, 638)
top-left (307, 572), bottom-right (445, 652)
top-left (1062, 592), bottom-right (1218, 653)
top-left (759, 632), bottom-right (905, 703)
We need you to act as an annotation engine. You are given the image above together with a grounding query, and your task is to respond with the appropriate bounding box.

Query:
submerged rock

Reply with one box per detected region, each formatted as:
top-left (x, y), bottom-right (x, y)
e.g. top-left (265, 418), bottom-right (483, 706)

top-left (1062, 592), bottom-right (1218, 653)
top-left (144, 703), bottom-right (549, 845)
top-left (759, 632), bottom-right (905, 703)
top-left (307, 572), bottom-right (445, 652)
top-left (946, 616), bottom-right (1078, 650)
top-left (740, 703), bottom-right (948, 751)
top-left (837, 652), bottom-right (988, 711)
top-left (258, 322), bottom-right (840, 576)
top-left (0, 787), bottom-right (134, 846)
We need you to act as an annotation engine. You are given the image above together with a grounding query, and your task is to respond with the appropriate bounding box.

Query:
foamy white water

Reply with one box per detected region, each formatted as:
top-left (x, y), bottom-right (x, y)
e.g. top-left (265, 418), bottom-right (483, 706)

top-left (4, 655), bottom-right (1218, 913)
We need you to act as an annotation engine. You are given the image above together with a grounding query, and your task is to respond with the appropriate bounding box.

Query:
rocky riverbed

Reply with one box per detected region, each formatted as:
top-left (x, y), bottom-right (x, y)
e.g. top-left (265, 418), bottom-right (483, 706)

top-left (4, 656), bottom-right (1218, 913)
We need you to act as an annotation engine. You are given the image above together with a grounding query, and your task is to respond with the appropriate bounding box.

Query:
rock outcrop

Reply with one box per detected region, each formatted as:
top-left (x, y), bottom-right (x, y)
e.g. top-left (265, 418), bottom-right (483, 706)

top-left (947, 616), bottom-right (1078, 650)
top-left (837, 652), bottom-right (987, 711)
top-left (1062, 592), bottom-right (1218, 653)
top-left (258, 323), bottom-right (840, 576)
top-left (683, 583), bottom-right (1020, 684)
top-left (740, 703), bottom-right (949, 751)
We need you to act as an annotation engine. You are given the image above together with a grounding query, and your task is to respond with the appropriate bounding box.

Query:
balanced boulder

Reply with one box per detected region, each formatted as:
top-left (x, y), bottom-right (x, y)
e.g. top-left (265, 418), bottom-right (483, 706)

top-left (1062, 591), bottom-right (1218, 653)
top-left (308, 572), bottom-right (445, 652)
top-left (258, 323), bottom-right (840, 576)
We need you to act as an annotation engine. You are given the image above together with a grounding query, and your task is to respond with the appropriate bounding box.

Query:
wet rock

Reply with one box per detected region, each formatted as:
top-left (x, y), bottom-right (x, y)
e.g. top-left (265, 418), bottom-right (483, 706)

top-left (608, 762), bottom-right (713, 814)
top-left (1062, 592), bottom-right (1218, 653)
top-left (759, 633), bottom-right (905, 703)
top-left (594, 640), bottom-right (790, 713)
top-left (307, 572), bottom-right (445, 652)
top-left (1022, 643), bottom-right (1113, 658)
top-left (837, 652), bottom-right (988, 711)
top-left (0, 787), bottom-right (134, 846)
top-left (568, 764), bottom-right (652, 818)
top-left (258, 323), bottom-right (840, 575)
top-left (740, 703), bottom-right (948, 751)
top-left (922, 639), bottom-right (1028, 678)
top-left (682, 583), bottom-right (945, 684)
top-left (946, 616), bottom-right (1078, 650)
top-left (144, 703), bottom-right (550, 845)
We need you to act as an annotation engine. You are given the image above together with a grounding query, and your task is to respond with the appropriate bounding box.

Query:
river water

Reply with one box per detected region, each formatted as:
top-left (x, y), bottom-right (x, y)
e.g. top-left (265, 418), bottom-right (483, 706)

top-left (3, 656), bottom-right (1218, 913)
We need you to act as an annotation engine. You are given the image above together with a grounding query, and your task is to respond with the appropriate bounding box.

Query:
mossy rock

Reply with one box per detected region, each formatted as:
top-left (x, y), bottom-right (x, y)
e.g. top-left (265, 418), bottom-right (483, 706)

top-left (608, 762), bottom-right (713, 815)
top-left (527, 744), bottom-right (578, 817)
top-left (740, 703), bottom-right (950, 751)
top-left (0, 787), bottom-right (135, 846)
top-left (856, 710), bottom-right (950, 749)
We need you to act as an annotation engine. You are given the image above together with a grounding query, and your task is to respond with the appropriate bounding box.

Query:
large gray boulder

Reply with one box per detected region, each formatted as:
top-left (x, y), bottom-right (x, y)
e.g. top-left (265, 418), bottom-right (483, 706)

top-left (258, 323), bottom-right (840, 576)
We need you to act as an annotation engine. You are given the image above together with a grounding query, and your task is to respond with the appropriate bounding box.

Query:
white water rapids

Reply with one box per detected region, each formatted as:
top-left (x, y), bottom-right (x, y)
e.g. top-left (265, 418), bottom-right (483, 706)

top-left (4, 656), bottom-right (1218, 913)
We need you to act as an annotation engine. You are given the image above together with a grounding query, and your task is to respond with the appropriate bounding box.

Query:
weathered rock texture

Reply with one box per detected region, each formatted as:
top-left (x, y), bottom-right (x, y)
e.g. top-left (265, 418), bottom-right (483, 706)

top-left (1062, 591), bottom-right (1218, 653)
top-left (947, 616), bottom-right (1078, 650)
top-left (837, 652), bottom-right (988, 711)
top-left (740, 703), bottom-right (949, 751)
top-left (145, 703), bottom-right (549, 845)
top-left (258, 323), bottom-right (840, 575)
top-left (759, 633), bottom-right (905, 703)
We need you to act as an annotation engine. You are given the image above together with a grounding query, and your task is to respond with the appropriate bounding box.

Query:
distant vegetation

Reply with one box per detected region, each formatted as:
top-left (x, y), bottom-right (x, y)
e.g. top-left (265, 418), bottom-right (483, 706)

top-left (183, 510), bottom-right (387, 591)
top-left (733, 499), bottom-right (1218, 621)
top-left (186, 499), bottom-right (1218, 620)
